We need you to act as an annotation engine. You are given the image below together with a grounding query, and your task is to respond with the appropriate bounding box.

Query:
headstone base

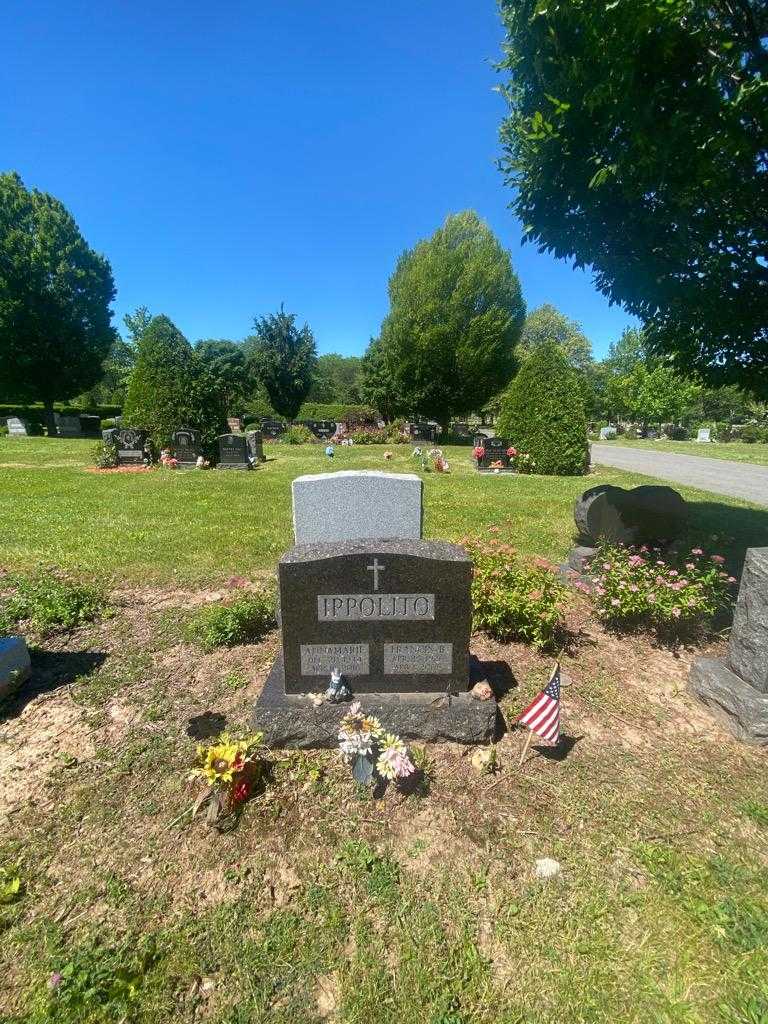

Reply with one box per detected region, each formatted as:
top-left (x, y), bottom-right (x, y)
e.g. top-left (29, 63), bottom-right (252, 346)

top-left (688, 658), bottom-right (768, 746)
top-left (252, 653), bottom-right (499, 748)
top-left (215, 463), bottom-right (252, 470)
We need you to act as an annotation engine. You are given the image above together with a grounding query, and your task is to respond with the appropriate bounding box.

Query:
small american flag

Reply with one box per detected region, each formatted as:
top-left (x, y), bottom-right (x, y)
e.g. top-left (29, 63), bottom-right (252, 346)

top-left (516, 663), bottom-right (561, 743)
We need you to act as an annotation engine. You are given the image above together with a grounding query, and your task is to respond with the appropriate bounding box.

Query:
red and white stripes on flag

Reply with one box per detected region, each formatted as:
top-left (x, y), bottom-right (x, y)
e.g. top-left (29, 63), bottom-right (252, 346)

top-left (516, 663), bottom-right (561, 743)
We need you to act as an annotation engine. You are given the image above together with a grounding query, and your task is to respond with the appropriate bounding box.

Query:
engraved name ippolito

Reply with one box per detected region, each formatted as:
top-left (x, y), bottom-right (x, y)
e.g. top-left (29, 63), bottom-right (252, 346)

top-left (317, 594), bottom-right (435, 621)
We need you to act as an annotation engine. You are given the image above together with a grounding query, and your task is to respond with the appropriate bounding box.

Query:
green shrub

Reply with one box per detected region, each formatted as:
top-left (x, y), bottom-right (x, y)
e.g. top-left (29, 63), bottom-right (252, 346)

top-left (283, 424), bottom-right (315, 445)
top-left (714, 421), bottom-right (733, 442)
top-left (585, 543), bottom-right (735, 636)
top-left (738, 423), bottom-right (768, 443)
top-left (665, 424), bottom-right (689, 440)
top-left (92, 439), bottom-right (118, 468)
top-left (497, 341), bottom-right (589, 475)
top-left (186, 593), bottom-right (276, 651)
top-left (1, 571), bottom-right (105, 635)
top-left (101, 417), bottom-right (116, 429)
top-left (296, 402), bottom-right (378, 423)
top-left (463, 535), bottom-right (568, 649)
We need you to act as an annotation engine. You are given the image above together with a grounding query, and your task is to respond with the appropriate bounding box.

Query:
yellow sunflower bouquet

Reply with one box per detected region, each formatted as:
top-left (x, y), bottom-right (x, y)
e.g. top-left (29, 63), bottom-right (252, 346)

top-left (189, 731), bottom-right (264, 826)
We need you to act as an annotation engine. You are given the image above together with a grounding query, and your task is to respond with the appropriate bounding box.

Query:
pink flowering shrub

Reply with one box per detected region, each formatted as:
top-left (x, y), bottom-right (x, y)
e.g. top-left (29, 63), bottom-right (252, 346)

top-left (462, 535), bottom-right (568, 649)
top-left (588, 543), bottom-right (736, 633)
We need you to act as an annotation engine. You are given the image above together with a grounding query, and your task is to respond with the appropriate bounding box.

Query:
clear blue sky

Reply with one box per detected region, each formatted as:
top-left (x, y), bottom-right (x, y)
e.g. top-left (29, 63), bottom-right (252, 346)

top-left (3, 0), bottom-right (636, 359)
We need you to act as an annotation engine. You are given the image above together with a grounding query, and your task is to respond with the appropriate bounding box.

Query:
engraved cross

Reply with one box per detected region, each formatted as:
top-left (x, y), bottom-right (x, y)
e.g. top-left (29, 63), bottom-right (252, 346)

top-left (366, 557), bottom-right (385, 591)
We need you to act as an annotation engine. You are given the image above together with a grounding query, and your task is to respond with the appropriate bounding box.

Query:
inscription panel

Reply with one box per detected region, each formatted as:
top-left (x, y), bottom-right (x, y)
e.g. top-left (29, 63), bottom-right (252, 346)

top-left (300, 643), bottom-right (370, 676)
top-left (317, 594), bottom-right (434, 621)
top-left (384, 642), bottom-right (453, 675)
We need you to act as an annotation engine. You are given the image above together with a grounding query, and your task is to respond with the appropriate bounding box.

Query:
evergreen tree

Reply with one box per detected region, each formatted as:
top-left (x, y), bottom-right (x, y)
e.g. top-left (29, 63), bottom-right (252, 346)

top-left (497, 340), bottom-right (589, 475)
top-left (123, 315), bottom-right (198, 448)
top-left (243, 306), bottom-right (317, 420)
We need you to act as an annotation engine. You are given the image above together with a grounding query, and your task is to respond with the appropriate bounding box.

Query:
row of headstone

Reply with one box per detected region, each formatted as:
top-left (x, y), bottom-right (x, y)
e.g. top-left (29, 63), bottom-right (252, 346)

top-left (252, 469), bottom-right (497, 746)
top-left (473, 437), bottom-right (516, 472)
top-left (102, 427), bottom-right (267, 469)
top-left (261, 418), bottom-right (286, 438)
top-left (297, 419), bottom-right (337, 439)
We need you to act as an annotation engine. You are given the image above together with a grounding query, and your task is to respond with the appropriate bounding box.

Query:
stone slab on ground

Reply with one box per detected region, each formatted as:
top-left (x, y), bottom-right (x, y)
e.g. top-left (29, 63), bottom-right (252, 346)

top-left (727, 547), bottom-right (768, 692)
top-left (292, 470), bottom-right (423, 544)
top-left (252, 653), bottom-right (499, 748)
top-left (0, 637), bottom-right (32, 701)
top-left (688, 658), bottom-right (768, 746)
top-left (574, 484), bottom-right (688, 546)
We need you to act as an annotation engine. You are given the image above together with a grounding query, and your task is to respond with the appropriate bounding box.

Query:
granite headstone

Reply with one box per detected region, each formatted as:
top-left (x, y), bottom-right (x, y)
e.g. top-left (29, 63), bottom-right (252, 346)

top-left (7, 417), bottom-right (28, 436)
top-left (172, 428), bottom-right (202, 468)
top-left (216, 433), bottom-right (251, 470)
top-left (292, 471), bottom-right (422, 544)
top-left (115, 428), bottom-right (149, 466)
top-left (246, 429), bottom-right (266, 463)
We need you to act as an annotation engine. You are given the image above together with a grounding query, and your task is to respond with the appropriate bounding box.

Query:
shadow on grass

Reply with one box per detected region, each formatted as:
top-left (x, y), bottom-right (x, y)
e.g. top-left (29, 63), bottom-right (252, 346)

top-left (186, 710), bottom-right (227, 739)
top-left (686, 500), bottom-right (768, 577)
top-left (469, 655), bottom-right (518, 698)
top-left (0, 649), bottom-right (107, 722)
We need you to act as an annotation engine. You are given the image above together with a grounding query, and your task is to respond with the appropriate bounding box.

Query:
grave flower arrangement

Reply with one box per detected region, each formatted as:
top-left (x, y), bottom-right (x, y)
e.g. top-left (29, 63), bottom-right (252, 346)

top-left (188, 731), bottom-right (265, 826)
top-left (338, 702), bottom-right (415, 787)
top-left (473, 445), bottom-right (486, 461)
top-left (159, 451), bottom-right (178, 468)
top-left (587, 543), bottom-right (736, 634)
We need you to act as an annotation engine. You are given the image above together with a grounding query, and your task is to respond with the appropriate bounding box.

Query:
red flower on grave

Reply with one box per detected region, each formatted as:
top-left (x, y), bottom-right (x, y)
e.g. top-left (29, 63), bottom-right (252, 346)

top-left (506, 446), bottom-right (518, 457)
top-left (473, 446), bottom-right (486, 459)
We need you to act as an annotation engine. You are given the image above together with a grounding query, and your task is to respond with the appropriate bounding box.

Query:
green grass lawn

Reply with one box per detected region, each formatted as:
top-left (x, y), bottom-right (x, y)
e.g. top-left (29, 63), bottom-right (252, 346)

top-left (603, 436), bottom-right (768, 467)
top-left (2, 437), bottom-right (768, 1023)
top-left (2, 436), bottom-right (767, 583)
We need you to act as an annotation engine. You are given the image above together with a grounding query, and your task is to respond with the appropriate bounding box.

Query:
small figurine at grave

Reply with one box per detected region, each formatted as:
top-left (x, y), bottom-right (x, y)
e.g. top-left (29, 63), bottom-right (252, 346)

top-left (325, 668), bottom-right (352, 703)
top-left (325, 444), bottom-right (334, 459)
top-left (195, 455), bottom-right (205, 469)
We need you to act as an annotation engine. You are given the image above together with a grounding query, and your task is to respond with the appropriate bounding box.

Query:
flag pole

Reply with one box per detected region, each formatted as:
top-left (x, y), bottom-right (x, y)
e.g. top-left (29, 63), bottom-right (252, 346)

top-left (518, 725), bottom-right (534, 768)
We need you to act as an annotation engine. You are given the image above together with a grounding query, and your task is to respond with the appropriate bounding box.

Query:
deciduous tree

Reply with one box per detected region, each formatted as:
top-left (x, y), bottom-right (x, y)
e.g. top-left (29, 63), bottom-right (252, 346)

top-left (0, 172), bottom-right (116, 431)
top-left (498, 1), bottom-right (768, 394)
top-left (378, 211), bottom-right (525, 429)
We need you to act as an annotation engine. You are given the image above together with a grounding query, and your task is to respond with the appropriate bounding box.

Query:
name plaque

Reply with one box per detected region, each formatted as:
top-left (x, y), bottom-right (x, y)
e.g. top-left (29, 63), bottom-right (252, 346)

top-left (317, 594), bottom-right (434, 621)
top-left (300, 643), bottom-right (370, 676)
top-left (384, 642), bottom-right (453, 675)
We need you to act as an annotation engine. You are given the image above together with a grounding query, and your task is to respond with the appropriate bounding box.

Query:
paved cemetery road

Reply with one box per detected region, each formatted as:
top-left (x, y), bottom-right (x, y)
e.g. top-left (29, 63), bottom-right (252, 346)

top-left (591, 444), bottom-right (768, 507)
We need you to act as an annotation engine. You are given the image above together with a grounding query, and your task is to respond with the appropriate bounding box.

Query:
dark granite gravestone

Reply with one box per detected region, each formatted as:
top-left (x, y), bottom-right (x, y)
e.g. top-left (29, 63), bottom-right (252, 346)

top-left (261, 418), bottom-right (286, 439)
top-left (574, 485), bottom-right (688, 547)
top-left (102, 427), bottom-right (120, 445)
top-left (216, 433), bottom-right (251, 469)
top-left (246, 429), bottom-right (266, 463)
top-left (312, 420), bottom-right (336, 439)
top-left (79, 415), bottom-right (102, 437)
top-left (475, 437), bottom-right (514, 472)
top-left (409, 422), bottom-right (438, 443)
top-left (689, 547), bottom-right (768, 745)
top-left (172, 428), bottom-right (201, 468)
top-left (54, 413), bottom-right (83, 437)
top-left (115, 428), bottom-right (149, 465)
top-left (252, 537), bottom-right (496, 746)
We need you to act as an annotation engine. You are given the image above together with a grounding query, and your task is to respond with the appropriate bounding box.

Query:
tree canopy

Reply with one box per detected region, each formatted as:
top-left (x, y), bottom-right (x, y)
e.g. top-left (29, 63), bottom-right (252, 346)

top-left (194, 339), bottom-right (249, 414)
top-left (607, 363), bottom-right (703, 427)
top-left (498, 1), bottom-right (768, 395)
top-left (0, 171), bottom-right (116, 426)
top-left (244, 306), bottom-right (317, 420)
top-left (309, 353), bottom-right (363, 405)
top-left (377, 211), bottom-right (526, 427)
top-left (518, 303), bottom-right (593, 371)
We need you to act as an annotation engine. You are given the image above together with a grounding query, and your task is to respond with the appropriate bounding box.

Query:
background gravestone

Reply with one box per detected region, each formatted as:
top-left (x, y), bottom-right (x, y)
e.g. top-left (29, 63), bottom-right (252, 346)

top-left (475, 437), bottom-right (514, 472)
top-left (689, 547), bottom-right (768, 746)
top-left (172, 428), bottom-right (201, 468)
top-left (292, 471), bottom-right (422, 544)
top-left (599, 426), bottom-right (617, 440)
top-left (7, 417), bottom-right (28, 436)
top-left (261, 418), bottom-right (286, 438)
top-left (227, 416), bottom-right (243, 432)
top-left (246, 429), bottom-right (266, 463)
top-left (115, 428), bottom-right (149, 466)
top-left (216, 433), bottom-right (251, 469)
top-left (79, 415), bottom-right (101, 437)
top-left (54, 413), bottom-right (83, 437)
top-left (409, 422), bottom-right (438, 443)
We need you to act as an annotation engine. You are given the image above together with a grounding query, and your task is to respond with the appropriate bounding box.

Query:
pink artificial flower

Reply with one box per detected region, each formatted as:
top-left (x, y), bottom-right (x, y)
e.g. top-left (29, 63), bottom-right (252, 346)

top-left (712, 555), bottom-right (726, 564)
top-left (727, 576), bottom-right (737, 584)
top-left (691, 548), bottom-right (703, 556)
top-left (628, 554), bottom-right (646, 567)
top-left (669, 570), bottom-right (678, 577)
top-left (671, 607), bottom-right (681, 618)
top-left (648, 593), bottom-right (657, 603)
top-left (595, 586), bottom-right (606, 596)
top-left (656, 560), bottom-right (665, 566)
top-left (629, 584), bottom-right (639, 592)
top-left (686, 563), bottom-right (696, 571)
top-left (611, 598), bottom-right (620, 607)
top-left (602, 562), bottom-right (612, 570)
